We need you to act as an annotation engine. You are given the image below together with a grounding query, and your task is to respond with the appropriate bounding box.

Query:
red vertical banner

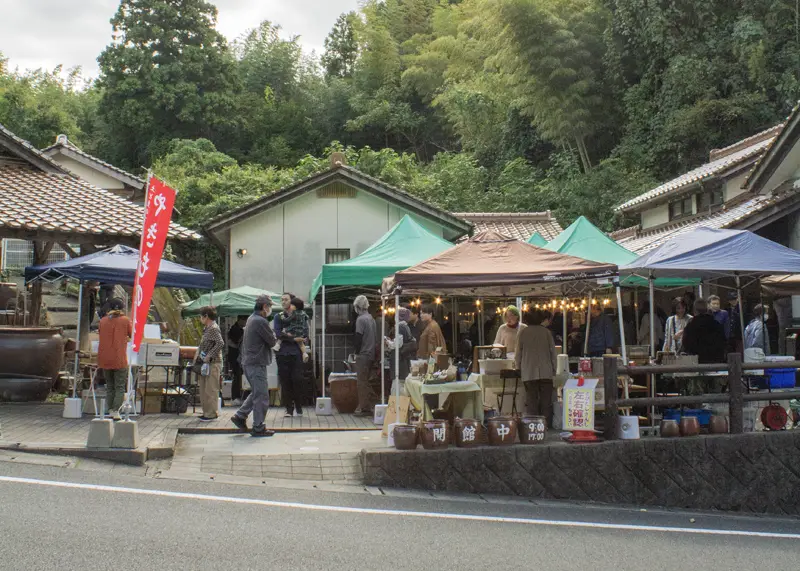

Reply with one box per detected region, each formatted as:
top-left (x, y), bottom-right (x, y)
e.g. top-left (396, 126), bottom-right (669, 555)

top-left (131, 176), bottom-right (176, 353)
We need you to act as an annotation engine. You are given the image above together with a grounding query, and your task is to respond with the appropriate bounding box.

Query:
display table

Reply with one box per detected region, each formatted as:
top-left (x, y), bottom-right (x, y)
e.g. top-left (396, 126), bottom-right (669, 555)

top-left (405, 377), bottom-right (483, 422)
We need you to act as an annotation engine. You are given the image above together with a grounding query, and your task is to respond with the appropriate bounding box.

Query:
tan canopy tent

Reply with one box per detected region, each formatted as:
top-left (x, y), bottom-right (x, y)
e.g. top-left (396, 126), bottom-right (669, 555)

top-left (382, 231), bottom-right (617, 296)
top-left (761, 274), bottom-right (800, 297)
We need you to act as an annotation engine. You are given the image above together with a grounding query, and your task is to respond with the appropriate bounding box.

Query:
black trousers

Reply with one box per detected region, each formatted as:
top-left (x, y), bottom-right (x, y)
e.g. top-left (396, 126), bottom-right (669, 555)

top-left (277, 353), bottom-right (304, 413)
top-left (228, 348), bottom-right (242, 400)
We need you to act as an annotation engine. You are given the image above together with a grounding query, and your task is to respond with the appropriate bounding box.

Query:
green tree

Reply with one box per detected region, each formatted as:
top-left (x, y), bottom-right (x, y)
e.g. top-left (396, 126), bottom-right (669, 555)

top-left (97, 0), bottom-right (240, 169)
top-left (321, 12), bottom-right (360, 79)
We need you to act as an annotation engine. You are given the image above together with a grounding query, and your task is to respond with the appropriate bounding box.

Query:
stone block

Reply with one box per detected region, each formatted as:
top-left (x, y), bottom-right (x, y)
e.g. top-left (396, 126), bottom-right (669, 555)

top-left (111, 420), bottom-right (139, 449)
top-left (86, 419), bottom-right (114, 448)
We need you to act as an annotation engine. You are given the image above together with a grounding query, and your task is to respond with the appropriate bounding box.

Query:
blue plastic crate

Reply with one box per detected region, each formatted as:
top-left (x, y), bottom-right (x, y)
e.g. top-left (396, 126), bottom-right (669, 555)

top-left (765, 368), bottom-right (797, 388)
top-left (683, 408), bottom-right (712, 426)
top-left (663, 408), bottom-right (681, 422)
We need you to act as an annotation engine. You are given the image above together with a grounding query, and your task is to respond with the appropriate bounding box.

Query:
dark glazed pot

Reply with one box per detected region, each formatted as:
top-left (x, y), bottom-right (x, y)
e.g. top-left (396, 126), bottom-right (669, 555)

top-left (679, 416), bottom-right (700, 437)
top-left (454, 418), bottom-right (484, 448)
top-left (0, 374), bottom-right (52, 402)
top-left (519, 415), bottom-right (547, 444)
top-left (328, 374), bottom-right (359, 414)
top-left (419, 419), bottom-right (449, 450)
top-left (487, 416), bottom-right (518, 446)
top-left (0, 327), bottom-right (64, 391)
top-left (0, 283), bottom-right (17, 310)
top-left (392, 424), bottom-right (418, 450)
top-left (659, 419), bottom-right (680, 438)
top-left (708, 416), bottom-right (729, 434)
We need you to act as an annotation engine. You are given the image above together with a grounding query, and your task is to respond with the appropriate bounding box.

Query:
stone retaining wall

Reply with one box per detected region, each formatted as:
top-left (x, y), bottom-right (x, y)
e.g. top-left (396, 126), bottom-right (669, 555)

top-left (363, 431), bottom-right (800, 515)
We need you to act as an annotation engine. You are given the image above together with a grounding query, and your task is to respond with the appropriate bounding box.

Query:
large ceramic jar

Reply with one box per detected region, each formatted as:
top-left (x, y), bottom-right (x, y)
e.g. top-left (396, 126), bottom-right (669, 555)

top-left (708, 416), bottom-right (729, 434)
top-left (328, 373), bottom-right (359, 414)
top-left (518, 415), bottom-right (547, 445)
top-left (0, 327), bottom-right (65, 402)
top-left (659, 419), bottom-right (680, 438)
top-left (392, 424), bottom-right (418, 450)
top-left (487, 416), bottom-right (518, 446)
top-left (419, 419), bottom-right (449, 450)
top-left (679, 416), bottom-right (700, 437)
top-left (454, 418), bottom-right (484, 448)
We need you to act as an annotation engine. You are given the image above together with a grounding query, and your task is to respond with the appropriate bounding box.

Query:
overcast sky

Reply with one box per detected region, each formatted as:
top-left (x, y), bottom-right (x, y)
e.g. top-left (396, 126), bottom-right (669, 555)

top-left (0, 0), bottom-right (362, 78)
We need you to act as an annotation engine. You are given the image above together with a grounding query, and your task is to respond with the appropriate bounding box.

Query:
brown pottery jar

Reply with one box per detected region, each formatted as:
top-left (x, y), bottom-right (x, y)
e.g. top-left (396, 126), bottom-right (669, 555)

top-left (518, 415), bottom-right (547, 444)
top-left (659, 419), bottom-right (680, 438)
top-left (454, 418), bottom-right (484, 448)
top-left (708, 415), bottom-right (729, 434)
top-left (419, 419), bottom-right (449, 450)
top-left (392, 424), bottom-right (419, 450)
top-left (487, 416), bottom-right (518, 446)
top-left (679, 416), bottom-right (700, 437)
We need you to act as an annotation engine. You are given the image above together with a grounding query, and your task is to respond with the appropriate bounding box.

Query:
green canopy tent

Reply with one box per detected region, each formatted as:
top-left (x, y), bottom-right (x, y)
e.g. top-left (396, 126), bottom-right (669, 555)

top-left (526, 232), bottom-right (548, 247)
top-left (309, 214), bottom-right (455, 301)
top-left (182, 286), bottom-right (282, 319)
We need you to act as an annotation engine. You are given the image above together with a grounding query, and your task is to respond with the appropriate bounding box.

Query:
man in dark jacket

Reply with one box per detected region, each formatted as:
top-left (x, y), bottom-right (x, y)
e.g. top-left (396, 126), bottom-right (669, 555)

top-left (231, 295), bottom-right (277, 437)
top-left (682, 299), bottom-right (726, 364)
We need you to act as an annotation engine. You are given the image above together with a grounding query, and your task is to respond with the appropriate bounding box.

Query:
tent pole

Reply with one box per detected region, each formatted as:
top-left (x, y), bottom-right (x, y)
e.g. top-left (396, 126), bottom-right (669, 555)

top-left (72, 279), bottom-right (83, 399)
top-left (759, 279), bottom-right (766, 354)
top-left (736, 275), bottom-right (745, 355)
top-left (395, 293), bottom-right (401, 423)
top-left (583, 291), bottom-right (593, 356)
top-left (698, 281), bottom-right (704, 300)
top-left (321, 286), bottom-right (326, 399)
top-left (634, 288), bottom-right (640, 343)
top-left (616, 284), bottom-right (627, 364)
top-left (562, 298), bottom-right (568, 354)
top-left (649, 274), bottom-right (656, 427)
top-left (381, 296), bottom-right (386, 406)
top-left (452, 297), bottom-right (457, 355)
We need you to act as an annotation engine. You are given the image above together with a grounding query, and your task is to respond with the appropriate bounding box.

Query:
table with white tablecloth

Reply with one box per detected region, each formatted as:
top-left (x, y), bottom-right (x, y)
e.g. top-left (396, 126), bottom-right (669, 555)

top-left (404, 377), bottom-right (483, 422)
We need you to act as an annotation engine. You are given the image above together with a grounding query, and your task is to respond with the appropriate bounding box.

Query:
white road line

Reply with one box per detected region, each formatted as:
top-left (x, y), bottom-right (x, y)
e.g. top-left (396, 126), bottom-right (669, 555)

top-left (0, 475), bottom-right (798, 540)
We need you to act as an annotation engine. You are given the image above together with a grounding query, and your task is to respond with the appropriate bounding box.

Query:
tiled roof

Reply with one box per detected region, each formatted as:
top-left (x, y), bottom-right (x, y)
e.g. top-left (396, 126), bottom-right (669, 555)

top-left (0, 165), bottom-right (200, 241)
top-left (616, 191), bottom-right (795, 254)
top-left (454, 212), bottom-right (563, 242)
top-left (0, 124), bottom-right (68, 174)
top-left (616, 126), bottom-right (782, 213)
top-left (42, 136), bottom-right (145, 188)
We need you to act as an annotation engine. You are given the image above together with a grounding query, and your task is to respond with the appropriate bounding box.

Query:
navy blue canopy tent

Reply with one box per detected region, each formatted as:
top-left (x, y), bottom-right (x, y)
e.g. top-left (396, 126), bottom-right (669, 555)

top-left (25, 245), bottom-right (213, 290)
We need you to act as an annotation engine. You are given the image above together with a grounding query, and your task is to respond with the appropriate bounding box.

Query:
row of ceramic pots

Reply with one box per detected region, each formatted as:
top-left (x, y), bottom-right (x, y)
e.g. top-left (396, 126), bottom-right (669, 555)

top-left (392, 416), bottom-right (548, 450)
top-left (659, 415), bottom-right (729, 437)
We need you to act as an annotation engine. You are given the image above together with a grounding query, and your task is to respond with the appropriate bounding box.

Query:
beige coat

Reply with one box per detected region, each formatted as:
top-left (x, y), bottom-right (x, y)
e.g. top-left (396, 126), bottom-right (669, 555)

top-left (417, 319), bottom-right (446, 359)
top-left (515, 324), bottom-right (557, 381)
top-left (494, 323), bottom-right (527, 354)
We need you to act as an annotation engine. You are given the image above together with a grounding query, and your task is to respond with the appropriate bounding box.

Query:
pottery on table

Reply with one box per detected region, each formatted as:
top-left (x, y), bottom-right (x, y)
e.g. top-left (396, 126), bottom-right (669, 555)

top-left (487, 416), bottom-right (518, 446)
top-left (454, 418), bottom-right (484, 447)
top-left (659, 419), bottom-right (680, 438)
top-left (0, 327), bottom-right (65, 401)
top-left (679, 416), bottom-right (700, 437)
top-left (328, 373), bottom-right (359, 414)
top-left (419, 419), bottom-right (449, 450)
top-left (392, 424), bottom-right (419, 450)
top-left (518, 415), bottom-right (547, 444)
top-left (179, 346), bottom-right (197, 360)
top-left (708, 415), bottom-right (729, 434)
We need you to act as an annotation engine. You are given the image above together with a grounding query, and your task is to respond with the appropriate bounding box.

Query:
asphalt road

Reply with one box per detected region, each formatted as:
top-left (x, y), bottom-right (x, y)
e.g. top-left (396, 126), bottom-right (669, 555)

top-left (1, 460), bottom-right (799, 571)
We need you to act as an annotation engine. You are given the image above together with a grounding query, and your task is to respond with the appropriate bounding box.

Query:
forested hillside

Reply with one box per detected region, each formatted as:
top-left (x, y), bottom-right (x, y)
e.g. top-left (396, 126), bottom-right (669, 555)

top-left (2, 0), bottom-right (799, 231)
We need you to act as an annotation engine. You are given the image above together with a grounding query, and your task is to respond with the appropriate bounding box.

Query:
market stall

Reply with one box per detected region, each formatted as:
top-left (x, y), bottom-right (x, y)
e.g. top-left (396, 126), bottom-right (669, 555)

top-left (181, 286), bottom-right (281, 318)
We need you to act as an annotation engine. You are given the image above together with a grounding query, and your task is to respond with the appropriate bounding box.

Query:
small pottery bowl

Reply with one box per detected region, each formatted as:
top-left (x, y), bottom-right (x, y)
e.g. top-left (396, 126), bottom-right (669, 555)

top-left (679, 416), bottom-right (700, 437)
top-left (659, 419), bottom-right (680, 438)
top-left (518, 415), bottom-right (547, 444)
top-left (487, 416), bottom-right (518, 446)
top-left (392, 424), bottom-right (418, 450)
top-left (419, 419), bottom-right (449, 450)
top-left (454, 418), bottom-right (484, 448)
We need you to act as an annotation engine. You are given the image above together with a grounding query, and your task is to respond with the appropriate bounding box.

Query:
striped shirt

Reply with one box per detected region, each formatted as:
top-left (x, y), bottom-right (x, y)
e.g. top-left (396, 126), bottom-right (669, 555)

top-left (198, 321), bottom-right (224, 362)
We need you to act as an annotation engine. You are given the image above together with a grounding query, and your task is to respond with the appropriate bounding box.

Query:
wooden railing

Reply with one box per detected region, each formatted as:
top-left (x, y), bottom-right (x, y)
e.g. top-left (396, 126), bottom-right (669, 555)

top-left (602, 354), bottom-right (800, 439)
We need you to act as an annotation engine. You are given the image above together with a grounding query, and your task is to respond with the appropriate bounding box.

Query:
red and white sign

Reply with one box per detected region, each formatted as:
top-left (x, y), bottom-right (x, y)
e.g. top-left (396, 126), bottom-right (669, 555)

top-left (131, 176), bottom-right (176, 353)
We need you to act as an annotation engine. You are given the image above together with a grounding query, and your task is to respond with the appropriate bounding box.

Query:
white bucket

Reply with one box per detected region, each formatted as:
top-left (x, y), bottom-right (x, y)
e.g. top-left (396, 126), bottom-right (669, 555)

top-left (618, 415), bottom-right (640, 440)
top-left (373, 404), bottom-right (388, 425)
top-left (315, 397), bottom-right (333, 416)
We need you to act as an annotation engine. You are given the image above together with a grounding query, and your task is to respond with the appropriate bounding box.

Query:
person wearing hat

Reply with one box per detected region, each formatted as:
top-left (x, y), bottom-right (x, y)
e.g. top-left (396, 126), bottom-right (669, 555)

top-left (494, 305), bottom-right (527, 356)
top-left (231, 295), bottom-right (277, 436)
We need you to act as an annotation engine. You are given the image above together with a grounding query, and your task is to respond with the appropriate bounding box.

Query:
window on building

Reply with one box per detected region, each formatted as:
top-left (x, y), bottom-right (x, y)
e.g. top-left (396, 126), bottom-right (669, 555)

top-left (669, 197), bottom-right (693, 221)
top-left (697, 189), bottom-right (724, 212)
top-left (325, 249), bottom-right (352, 328)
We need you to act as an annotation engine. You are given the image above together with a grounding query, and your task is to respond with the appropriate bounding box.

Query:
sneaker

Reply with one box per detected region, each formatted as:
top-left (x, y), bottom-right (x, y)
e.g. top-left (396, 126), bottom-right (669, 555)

top-left (198, 416), bottom-right (217, 422)
top-left (353, 409), bottom-right (373, 418)
top-left (231, 415), bottom-right (249, 432)
top-left (232, 398), bottom-right (243, 406)
top-left (251, 426), bottom-right (275, 438)
top-left (284, 412), bottom-right (293, 418)
top-left (293, 410), bottom-right (303, 417)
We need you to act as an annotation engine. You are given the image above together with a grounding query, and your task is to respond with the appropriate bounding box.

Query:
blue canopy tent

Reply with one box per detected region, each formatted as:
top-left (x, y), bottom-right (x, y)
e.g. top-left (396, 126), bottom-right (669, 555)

top-left (25, 245), bottom-right (214, 402)
top-left (25, 244), bottom-right (213, 289)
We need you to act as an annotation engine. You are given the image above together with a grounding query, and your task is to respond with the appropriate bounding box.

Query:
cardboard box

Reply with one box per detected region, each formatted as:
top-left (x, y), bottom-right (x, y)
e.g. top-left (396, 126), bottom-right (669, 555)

top-left (137, 388), bottom-right (163, 414)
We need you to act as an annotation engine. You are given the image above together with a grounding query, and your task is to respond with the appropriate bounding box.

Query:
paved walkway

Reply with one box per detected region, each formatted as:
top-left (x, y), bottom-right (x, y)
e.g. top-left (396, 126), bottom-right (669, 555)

top-left (0, 403), bottom-right (380, 452)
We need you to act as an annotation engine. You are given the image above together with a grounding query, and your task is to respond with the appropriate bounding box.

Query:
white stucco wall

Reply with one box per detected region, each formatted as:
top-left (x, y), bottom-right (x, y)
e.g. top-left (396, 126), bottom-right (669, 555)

top-left (724, 172), bottom-right (749, 202)
top-left (640, 203), bottom-right (670, 229)
top-left (227, 186), bottom-right (449, 300)
top-left (52, 155), bottom-right (126, 191)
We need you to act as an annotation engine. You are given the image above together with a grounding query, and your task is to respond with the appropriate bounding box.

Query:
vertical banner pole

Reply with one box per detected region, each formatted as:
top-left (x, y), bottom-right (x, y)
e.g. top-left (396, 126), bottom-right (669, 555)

top-left (321, 286), bottom-right (326, 398)
top-left (395, 293), bottom-right (401, 422)
top-left (72, 280), bottom-right (83, 399)
top-left (381, 295), bottom-right (386, 405)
